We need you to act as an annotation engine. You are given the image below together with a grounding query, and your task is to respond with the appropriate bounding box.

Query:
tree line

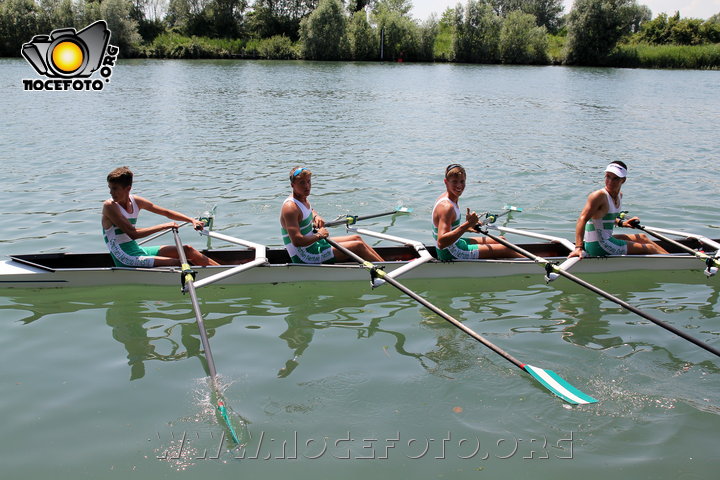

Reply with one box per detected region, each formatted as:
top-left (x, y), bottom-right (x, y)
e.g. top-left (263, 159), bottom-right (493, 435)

top-left (1, 0), bottom-right (719, 66)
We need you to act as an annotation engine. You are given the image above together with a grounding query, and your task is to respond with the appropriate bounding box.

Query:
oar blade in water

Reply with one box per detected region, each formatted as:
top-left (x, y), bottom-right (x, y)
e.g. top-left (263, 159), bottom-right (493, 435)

top-left (217, 400), bottom-right (241, 444)
top-left (523, 364), bottom-right (597, 405)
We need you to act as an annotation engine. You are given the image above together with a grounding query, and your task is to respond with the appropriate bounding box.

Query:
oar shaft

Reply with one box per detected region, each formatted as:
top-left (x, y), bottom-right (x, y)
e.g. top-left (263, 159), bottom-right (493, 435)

top-left (325, 237), bottom-right (525, 370)
top-left (385, 271), bottom-right (525, 369)
top-left (482, 230), bottom-right (720, 358)
top-left (638, 225), bottom-right (711, 259)
top-left (139, 222), bottom-right (189, 245)
top-left (327, 212), bottom-right (394, 227)
top-left (172, 229), bottom-right (218, 379)
top-left (325, 208), bottom-right (410, 227)
top-left (558, 268), bottom-right (720, 357)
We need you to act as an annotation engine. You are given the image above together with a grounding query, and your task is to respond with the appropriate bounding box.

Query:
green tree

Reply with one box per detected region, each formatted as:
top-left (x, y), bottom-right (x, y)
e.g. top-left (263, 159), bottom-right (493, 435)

top-left (453, 0), bottom-right (502, 63)
top-left (564, 0), bottom-right (645, 65)
top-left (347, 9), bottom-right (376, 60)
top-left (522, 0), bottom-right (564, 33)
top-left (0, 0), bottom-right (41, 56)
top-left (37, 0), bottom-right (80, 32)
top-left (82, 0), bottom-right (142, 54)
top-left (166, 0), bottom-right (212, 36)
top-left (347, 0), bottom-right (371, 13)
top-left (636, 11), bottom-right (719, 45)
top-left (499, 10), bottom-right (547, 63)
top-left (209, 0), bottom-right (247, 38)
top-left (416, 15), bottom-right (437, 61)
top-left (300, 0), bottom-right (348, 60)
top-left (374, 3), bottom-right (420, 60)
top-left (669, 17), bottom-right (703, 45)
top-left (487, 0), bottom-right (564, 33)
top-left (165, 0), bottom-right (246, 38)
top-left (247, 0), bottom-right (318, 40)
top-left (700, 18), bottom-right (720, 43)
top-left (373, 0), bottom-right (411, 16)
top-left (636, 11), bottom-right (672, 44)
top-left (433, 7), bottom-right (455, 61)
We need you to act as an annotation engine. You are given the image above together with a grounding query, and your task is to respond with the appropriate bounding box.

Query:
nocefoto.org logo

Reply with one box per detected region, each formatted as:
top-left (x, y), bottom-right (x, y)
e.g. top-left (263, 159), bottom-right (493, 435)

top-left (21, 20), bottom-right (119, 91)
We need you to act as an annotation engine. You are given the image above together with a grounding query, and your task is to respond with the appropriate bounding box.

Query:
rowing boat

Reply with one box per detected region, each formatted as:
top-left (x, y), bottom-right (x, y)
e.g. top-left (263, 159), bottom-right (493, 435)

top-left (0, 229), bottom-right (714, 289)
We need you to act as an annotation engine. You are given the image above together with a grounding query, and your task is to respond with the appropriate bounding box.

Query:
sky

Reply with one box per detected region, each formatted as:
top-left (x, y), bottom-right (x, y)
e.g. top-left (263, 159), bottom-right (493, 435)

top-left (409, 0), bottom-right (720, 21)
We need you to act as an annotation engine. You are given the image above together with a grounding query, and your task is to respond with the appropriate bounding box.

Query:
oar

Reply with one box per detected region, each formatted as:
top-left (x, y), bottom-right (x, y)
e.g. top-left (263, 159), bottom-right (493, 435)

top-left (171, 228), bottom-right (240, 444)
top-left (621, 216), bottom-right (720, 276)
top-left (138, 222), bottom-right (190, 245)
top-left (477, 227), bottom-right (720, 358)
top-left (325, 206), bottom-right (413, 228)
top-left (324, 237), bottom-right (597, 405)
top-left (139, 207), bottom-right (217, 246)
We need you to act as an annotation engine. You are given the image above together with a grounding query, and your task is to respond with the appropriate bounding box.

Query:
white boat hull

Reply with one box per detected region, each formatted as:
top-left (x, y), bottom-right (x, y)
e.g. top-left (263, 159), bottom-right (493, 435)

top-left (0, 254), bottom-right (705, 289)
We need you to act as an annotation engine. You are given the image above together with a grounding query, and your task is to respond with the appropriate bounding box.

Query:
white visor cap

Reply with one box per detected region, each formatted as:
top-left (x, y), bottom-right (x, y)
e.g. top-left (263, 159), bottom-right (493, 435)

top-left (605, 163), bottom-right (627, 178)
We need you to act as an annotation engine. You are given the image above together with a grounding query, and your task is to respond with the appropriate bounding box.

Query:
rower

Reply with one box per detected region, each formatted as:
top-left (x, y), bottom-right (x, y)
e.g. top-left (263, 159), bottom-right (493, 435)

top-left (280, 167), bottom-right (383, 264)
top-left (569, 161), bottom-right (668, 258)
top-left (432, 164), bottom-right (521, 260)
top-left (101, 166), bottom-right (219, 267)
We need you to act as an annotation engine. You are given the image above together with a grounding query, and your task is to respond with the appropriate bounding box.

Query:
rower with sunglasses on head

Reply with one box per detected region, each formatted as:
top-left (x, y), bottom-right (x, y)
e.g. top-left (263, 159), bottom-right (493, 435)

top-left (280, 167), bottom-right (383, 264)
top-left (432, 164), bottom-right (521, 261)
top-left (569, 161), bottom-right (667, 258)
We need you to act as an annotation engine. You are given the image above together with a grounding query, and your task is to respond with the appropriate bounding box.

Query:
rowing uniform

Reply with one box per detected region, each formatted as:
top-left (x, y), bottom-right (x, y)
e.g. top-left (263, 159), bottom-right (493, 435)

top-left (281, 196), bottom-right (334, 264)
top-left (103, 195), bottom-right (161, 267)
top-left (432, 197), bottom-right (479, 261)
top-left (583, 189), bottom-right (628, 256)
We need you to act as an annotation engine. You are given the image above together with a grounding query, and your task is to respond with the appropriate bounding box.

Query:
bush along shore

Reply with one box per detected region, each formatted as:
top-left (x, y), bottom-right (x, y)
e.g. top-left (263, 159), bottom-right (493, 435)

top-left (2, 0), bottom-right (719, 69)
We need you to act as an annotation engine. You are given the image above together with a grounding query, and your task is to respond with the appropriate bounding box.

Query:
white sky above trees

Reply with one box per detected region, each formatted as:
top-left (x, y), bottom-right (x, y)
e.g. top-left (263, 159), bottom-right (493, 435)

top-left (409, 0), bottom-right (720, 21)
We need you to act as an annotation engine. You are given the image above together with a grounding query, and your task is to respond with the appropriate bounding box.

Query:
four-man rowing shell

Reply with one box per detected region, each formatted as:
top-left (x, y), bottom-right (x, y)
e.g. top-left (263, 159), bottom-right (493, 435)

top-left (0, 233), bottom-right (714, 289)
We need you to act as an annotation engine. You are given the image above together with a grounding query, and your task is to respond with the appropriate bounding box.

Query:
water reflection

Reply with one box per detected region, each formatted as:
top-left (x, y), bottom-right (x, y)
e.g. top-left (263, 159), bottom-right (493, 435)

top-left (3, 270), bottom-right (718, 381)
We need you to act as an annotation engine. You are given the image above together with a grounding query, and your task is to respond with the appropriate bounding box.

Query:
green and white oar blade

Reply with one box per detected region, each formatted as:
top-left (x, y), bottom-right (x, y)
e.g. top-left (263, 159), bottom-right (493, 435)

top-left (217, 399), bottom-right (241, 444)
top-left (395, 206), bottom-right (413, 214)
top-left (523, 364), bottom-right (597, 405)
top-left (502, 204), bottom-right (523, 212)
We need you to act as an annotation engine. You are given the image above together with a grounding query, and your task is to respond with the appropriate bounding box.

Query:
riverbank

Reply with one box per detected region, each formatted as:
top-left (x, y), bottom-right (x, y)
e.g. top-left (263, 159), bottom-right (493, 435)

top-left (127, 33), bottom-right (720, 69)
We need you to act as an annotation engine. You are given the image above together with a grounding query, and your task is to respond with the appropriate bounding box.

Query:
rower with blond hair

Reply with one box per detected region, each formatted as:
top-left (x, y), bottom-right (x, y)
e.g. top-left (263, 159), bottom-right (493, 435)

top-left (432, 164), bottom-right (520, 261)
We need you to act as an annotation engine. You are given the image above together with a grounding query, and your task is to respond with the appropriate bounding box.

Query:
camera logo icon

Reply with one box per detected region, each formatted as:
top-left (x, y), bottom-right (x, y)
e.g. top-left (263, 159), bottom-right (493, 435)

top-left (21, 20), bottom-right (119, 91)
top-left (22, 20), bottom-right (111, 78)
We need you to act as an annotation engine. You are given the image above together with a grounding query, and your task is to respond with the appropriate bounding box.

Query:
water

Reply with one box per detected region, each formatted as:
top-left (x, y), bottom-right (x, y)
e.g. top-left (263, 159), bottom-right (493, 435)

top-left (0, 59), bottom-right (718, 478)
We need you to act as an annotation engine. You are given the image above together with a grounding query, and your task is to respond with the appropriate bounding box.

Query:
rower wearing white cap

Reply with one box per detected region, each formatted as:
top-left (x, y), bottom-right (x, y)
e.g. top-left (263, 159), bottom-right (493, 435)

top-left (569, 161), bottom-right (667, 258)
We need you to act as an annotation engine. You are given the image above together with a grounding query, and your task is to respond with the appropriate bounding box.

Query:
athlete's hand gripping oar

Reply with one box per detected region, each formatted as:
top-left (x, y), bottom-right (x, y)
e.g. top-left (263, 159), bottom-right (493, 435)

top-left (325, 206), bottom-right (413, 228)
top-left (171, 228), bottom-right (240, 444)
top-left (620, 214), bottom-right (720, 277)
top-left (477, 227), bottom-right (720, 359)
top-left (324, 237), bottom-right (597, 405)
